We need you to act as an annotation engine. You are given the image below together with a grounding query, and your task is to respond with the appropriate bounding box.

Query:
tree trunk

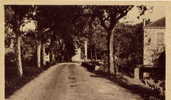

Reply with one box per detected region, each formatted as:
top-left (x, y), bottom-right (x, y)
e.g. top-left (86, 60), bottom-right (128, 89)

top-left (37, 41), bottom-right (41, 68)
top-left (50, 50), bottom-right (55, 64)
top-left (42, 44), bottom-right (46, 66)
top-left (9, 39), bottom-right (14, 48)
top-left (84, 40), bottom-right (88, 61)
top-left (52, 53), bottom-right (55, 63)
top-left (108, 31), bottom-right (116, 75)
top-left (17, 36), bottom-right (23, 77)
top-left (94, 47), bottom-right (97, 60)
top-left (91, 48), bottom-right (93, 60)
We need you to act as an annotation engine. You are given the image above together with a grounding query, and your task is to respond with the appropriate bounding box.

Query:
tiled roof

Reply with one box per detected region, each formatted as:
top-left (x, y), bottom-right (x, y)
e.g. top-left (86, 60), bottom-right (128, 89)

top-left (145, 17), bottom-right (165, 28)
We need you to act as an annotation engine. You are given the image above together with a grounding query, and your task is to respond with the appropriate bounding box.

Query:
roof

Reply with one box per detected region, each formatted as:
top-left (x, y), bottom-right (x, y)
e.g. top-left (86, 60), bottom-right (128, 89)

top-left (145, 17), bottom-right (165, 28)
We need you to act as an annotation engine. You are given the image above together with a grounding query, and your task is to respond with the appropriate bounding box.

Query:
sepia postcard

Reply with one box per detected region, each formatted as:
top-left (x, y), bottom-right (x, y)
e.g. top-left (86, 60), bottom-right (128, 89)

top-left (1, 0), bottom-right (171, 100)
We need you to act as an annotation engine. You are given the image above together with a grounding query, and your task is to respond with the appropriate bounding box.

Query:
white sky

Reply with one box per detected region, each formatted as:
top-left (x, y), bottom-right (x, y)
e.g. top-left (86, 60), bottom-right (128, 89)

top-left (119, 6), bottom-right (165, 25)
top-left (20, 19), bottom-right (37, 32)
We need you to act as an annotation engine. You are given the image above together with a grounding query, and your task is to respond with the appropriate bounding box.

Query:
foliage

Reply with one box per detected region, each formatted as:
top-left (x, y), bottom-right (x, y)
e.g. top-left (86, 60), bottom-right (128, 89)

top-left (21, 36), bottom-right (37, 66)
top-left (34, 6), bottom-right (81, 61)
top-left (113, 23), bottom-right (144, 76)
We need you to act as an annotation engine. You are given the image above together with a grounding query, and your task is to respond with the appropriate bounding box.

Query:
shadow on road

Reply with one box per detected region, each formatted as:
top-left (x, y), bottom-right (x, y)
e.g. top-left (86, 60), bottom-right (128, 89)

top-left (90, 71), bottom-right (165, 100)
top-left (5, 63), bottom-right (54, 98)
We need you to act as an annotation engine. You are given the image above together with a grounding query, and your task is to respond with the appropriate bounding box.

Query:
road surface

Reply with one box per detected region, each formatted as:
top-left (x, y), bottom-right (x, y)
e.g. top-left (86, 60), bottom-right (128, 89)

top-left (6, 63), bottom-right (143, 100)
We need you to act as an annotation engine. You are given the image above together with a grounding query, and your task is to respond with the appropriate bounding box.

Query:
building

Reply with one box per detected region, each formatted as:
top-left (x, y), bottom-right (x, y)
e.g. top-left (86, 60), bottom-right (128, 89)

top-left (143, 17), bottom-right (165, 66)
top-left (72, 48), bottom-right (82, 62)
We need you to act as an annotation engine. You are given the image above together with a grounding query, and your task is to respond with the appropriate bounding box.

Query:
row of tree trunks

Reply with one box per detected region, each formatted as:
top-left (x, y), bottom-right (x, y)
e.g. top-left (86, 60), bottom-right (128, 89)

top-left (16, 36), bottom-right (46, 77)
top-left (16, 35), bottom-right (51, 77)
top-left (37, 41), bottom-right (49, 68)
top-left (15, 29), bottom-right (116, 78)
top-left (17, 37), bottom-right (40, 77)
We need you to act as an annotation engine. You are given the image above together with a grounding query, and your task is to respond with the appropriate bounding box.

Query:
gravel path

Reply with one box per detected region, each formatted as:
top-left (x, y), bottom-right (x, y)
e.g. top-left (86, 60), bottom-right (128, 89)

top-left (6, 63), bottom-right (143, 100)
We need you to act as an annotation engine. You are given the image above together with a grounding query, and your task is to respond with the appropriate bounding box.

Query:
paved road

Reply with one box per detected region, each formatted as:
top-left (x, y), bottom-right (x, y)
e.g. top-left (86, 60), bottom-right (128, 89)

top-left (6, 63), bottom-right (143, 100)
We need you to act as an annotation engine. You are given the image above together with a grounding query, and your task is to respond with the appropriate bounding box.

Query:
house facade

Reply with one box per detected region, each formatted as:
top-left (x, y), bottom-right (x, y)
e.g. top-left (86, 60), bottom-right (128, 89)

top-left (143, 17), bottom-right (165, 66)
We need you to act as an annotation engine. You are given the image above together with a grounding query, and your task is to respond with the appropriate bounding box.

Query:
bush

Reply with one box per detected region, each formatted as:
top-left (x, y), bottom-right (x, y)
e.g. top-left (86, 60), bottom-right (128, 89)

top-left (5, 51), bottom-right (18, 79)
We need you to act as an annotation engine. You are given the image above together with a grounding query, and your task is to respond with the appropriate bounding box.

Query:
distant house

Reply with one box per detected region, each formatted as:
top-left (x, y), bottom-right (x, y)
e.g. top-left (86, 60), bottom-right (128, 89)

top-left (143, 17), bottom-right (165, 66)
top-left (72, 48), bottom-right (82, 62)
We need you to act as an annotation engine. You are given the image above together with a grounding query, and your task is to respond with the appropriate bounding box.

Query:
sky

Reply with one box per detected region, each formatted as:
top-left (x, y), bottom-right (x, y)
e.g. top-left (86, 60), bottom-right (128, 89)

top-left (119, 6), bottom-right (165, 25)
top-left (20, 19), bottom-right (37, 32)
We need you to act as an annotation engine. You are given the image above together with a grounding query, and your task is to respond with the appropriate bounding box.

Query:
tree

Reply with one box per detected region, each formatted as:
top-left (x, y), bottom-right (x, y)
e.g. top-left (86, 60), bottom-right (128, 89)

top-left (88, 5), bottom-right (147, 76)
top-left (31, 6), bottom-right (59, 67)
top-left (35, 6), bottom-right (82, 63)
top-left (72, 6), bottom-right (133, 74)
top-left (5, 5), bottom-right (33, 77)
top-left (113, 23), bottom-right (144, 76)
top-left (80, 6), bottom-right (132, 75)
